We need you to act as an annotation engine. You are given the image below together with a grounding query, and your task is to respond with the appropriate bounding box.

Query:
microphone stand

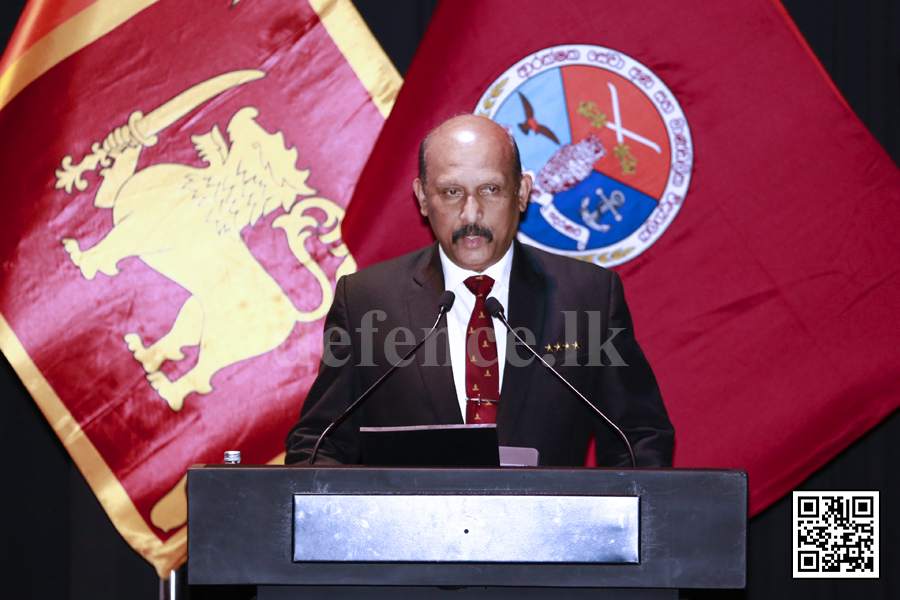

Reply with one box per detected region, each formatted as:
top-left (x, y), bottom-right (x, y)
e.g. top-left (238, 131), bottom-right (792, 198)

top-left (307, 292), bottom-right (455, 465)
top-left (485, 297), bottom-right (637, 468)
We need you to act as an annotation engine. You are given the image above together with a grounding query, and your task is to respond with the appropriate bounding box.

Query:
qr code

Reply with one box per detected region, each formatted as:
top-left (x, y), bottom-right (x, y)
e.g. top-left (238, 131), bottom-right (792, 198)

top-left (793, 491), bottom-right (879, 578)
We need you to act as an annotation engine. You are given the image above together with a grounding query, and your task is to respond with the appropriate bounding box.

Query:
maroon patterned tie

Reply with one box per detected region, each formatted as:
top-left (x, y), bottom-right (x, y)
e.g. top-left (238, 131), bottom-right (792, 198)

top-left (464, 275), bottom-right (499, 423)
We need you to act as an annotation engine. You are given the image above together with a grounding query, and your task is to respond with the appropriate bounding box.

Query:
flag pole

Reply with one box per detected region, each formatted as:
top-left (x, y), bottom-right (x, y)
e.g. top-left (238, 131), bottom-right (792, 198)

top-left (159, 567), bottom-right (184, 600)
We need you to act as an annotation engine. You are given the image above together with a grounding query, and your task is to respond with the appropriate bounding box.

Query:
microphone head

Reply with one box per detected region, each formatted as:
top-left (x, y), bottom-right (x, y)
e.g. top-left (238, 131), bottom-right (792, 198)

top-left (439, 291), bottom-right (456, 312)
top-left (485, 297), bottom-right (504, 318)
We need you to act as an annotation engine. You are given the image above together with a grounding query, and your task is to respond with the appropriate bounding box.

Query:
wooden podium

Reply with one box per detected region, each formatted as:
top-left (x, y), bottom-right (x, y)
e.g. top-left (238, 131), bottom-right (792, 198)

top-left (187, 466), bottom-right (746, 599)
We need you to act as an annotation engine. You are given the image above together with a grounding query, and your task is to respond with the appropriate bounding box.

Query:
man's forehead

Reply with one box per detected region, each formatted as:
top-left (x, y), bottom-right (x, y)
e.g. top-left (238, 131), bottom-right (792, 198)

top-left (426, 129), bottom-right (513, 174)
top-left (429, 160), bottom-right (511, 181)
top-left (425, 143), bottom-right (514, 184)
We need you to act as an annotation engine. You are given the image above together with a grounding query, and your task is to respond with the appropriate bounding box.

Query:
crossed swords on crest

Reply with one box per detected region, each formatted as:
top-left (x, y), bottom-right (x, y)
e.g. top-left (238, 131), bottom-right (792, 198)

top-left (603, 82), bottom-right (661, 155)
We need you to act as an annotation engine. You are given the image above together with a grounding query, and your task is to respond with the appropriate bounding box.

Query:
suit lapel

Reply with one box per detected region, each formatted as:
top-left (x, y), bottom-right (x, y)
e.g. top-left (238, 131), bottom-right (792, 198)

top-left (497, 241), bottom-right (547, 442)
top-left (407, 243), bottom-right (463, 424)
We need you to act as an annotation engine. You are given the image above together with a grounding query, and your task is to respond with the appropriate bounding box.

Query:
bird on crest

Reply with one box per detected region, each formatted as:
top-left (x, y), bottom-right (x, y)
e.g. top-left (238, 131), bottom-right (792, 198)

top-left (517, 92), bottom-right (561, 144)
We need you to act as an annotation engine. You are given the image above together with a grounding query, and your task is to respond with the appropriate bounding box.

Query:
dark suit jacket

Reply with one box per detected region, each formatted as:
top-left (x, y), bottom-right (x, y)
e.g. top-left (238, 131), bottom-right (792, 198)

top-left (284, 240), bottom-right (674, 467)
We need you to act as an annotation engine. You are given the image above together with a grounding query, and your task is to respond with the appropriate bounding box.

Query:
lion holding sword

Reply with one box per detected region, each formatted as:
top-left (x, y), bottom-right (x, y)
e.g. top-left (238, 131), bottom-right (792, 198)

top-left (56, 70), bottom-right (355, 411)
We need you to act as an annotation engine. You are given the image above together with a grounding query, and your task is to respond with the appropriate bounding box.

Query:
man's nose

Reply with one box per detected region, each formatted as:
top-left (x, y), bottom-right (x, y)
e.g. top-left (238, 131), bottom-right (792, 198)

top-left (461, 193), bottom-right (481, 223)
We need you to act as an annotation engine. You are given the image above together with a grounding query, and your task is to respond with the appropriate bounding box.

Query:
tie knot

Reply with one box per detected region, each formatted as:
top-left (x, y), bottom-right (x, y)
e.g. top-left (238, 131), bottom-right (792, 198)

top-left (464, 274), bottom-right (494, 297)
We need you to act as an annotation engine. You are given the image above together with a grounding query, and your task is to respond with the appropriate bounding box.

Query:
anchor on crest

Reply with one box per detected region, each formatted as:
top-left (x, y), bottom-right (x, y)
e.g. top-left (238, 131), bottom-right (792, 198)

top-left (579, 187), bottom-right (626, 233)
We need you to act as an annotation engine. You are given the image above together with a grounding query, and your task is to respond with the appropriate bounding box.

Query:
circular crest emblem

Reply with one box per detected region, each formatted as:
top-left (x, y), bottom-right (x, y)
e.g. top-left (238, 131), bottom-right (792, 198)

top-left (475, 45), bottom-right (693, 267)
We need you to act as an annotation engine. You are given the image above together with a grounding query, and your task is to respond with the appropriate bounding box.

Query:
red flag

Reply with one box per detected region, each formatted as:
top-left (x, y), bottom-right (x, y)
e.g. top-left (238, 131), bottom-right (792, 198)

top-left (0, 0), bottom-right (399, 576)
top-left (343, 0), bottom-right (900, 515)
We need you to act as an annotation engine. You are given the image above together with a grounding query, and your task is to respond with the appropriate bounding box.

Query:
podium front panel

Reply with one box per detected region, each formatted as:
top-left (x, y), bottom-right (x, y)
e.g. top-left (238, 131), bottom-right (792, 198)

top-left (188, 466), bottom-right (746, 589)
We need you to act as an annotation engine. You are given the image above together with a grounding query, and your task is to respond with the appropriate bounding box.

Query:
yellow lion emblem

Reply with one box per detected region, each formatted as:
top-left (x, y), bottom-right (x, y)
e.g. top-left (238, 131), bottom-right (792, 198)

top-left (55, 71), bottom-right (354, 411)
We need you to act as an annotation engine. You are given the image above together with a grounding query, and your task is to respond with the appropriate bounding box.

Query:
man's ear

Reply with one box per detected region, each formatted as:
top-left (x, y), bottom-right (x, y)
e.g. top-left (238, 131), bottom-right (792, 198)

top-left (414, 178), bottom-right (428, 217)
top-left (517, 173), bottom-right (533, 212)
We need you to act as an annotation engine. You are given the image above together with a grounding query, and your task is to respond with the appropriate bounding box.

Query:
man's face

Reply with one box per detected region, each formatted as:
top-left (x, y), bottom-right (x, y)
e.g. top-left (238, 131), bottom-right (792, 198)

top-left (413, 117), bottom-right (532, 272)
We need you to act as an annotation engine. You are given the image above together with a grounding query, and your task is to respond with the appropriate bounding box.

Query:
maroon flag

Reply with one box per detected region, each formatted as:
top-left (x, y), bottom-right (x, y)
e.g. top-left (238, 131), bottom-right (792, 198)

top-left (0, 0), bottom-right (399, 575)
top-left (342, 0), bottom-right (900, 515)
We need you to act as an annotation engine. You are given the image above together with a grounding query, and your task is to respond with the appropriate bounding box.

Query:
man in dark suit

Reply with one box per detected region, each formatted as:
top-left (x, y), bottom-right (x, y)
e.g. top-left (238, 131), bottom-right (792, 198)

top-left (285, 115), bottom-right (673, 467)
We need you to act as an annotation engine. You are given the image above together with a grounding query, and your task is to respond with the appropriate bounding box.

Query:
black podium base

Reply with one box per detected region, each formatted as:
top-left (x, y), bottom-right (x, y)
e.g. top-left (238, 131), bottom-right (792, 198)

top-left (258, 586), bottom-right (678, 599)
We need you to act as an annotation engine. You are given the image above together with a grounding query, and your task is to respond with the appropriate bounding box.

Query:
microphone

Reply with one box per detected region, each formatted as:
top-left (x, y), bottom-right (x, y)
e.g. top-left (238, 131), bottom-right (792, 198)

top-left (307, 291), bottom-right (456, 465)
top-left (484, 297), bottom-right (637, 468)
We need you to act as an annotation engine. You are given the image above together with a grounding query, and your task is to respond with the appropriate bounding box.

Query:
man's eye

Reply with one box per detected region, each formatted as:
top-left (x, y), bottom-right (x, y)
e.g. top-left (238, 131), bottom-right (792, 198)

top-left (444, 189), bottom-right (463, 197)
top-left (483, 186), bottom-right (499, 194)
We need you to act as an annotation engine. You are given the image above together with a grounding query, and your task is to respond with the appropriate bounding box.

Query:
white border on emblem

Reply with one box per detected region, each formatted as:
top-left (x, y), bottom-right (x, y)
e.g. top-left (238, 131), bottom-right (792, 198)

top-left (474, 44), bottom-right (693, 268)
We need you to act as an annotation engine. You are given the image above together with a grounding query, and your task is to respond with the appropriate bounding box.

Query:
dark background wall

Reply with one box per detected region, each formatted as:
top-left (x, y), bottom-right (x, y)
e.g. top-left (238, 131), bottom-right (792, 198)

top-left (1, 1), bottom-right (897, 598)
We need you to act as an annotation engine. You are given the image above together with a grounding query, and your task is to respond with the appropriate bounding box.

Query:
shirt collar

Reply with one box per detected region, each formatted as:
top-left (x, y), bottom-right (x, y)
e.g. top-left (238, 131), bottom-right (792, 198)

top-left (439, 242), bottom-right (514, 294)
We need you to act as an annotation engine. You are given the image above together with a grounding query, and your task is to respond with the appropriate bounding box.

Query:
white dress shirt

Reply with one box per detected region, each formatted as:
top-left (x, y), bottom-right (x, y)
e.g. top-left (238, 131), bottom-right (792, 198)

top-left (438, 243), bottom-right (513, 422)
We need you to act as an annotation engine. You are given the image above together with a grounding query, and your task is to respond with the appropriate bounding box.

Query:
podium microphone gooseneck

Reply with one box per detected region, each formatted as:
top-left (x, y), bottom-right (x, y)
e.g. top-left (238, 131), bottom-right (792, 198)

top-left (484, 297), bottom-right (636, 468)
top-left (308, 291), bottom-right (456, 465)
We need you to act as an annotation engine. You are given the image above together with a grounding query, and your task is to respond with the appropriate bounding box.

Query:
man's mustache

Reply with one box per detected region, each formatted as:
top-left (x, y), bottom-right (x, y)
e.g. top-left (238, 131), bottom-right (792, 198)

top-left (452, 223), bottom-right (494, 243)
